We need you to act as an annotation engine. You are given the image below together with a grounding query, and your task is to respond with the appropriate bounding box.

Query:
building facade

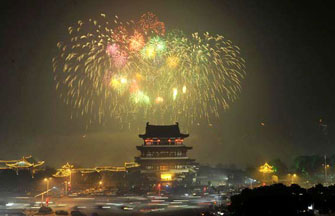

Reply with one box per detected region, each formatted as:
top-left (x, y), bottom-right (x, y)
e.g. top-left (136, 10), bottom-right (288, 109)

top-left (135, 122), bottom-right (196, 185)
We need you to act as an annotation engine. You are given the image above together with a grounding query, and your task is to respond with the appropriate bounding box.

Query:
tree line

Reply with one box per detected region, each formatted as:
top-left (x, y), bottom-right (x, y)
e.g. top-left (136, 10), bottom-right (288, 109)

top-left (229, 183), bottom-right (335, 216)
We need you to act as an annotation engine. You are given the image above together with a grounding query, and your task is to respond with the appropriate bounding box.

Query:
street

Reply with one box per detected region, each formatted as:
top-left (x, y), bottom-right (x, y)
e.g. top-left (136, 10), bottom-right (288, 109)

top-left (1, 194), bottom-right (220, 216)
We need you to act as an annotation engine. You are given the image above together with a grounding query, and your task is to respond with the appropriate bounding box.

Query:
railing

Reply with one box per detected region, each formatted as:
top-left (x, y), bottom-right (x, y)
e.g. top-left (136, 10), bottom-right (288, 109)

top-left (137, 156), bottom-right (190, 160)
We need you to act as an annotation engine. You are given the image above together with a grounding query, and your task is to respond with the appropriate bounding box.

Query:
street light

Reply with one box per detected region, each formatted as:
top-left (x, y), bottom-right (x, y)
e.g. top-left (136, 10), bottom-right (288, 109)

top-left (99, 181), bottom-right (103, 186)
top-left (67, 168), bottom-right (72, 193)
top-left (64, 181), bottom-right (68, 195)
top-left (292, 173), bottom-right (297, 184)
top-left (323, 155), bottom-right (330, 184)
top-left (35, 187), bottom-right (56, 207)
top-left (288, 173), bottom-right (297, 184)
top-left (44, 177), bottom-right (52, 196)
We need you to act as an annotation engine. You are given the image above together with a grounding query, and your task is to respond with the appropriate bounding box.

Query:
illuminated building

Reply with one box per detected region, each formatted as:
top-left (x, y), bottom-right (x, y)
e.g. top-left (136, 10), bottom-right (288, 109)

top-left (0, 156), bottom-right (44, 177)
top-left (259, 163), bottom-right (275, 174)
top-left (135, 122), bottom-right (196, 184)
top-left (52, 162), bottom-right (140, 191)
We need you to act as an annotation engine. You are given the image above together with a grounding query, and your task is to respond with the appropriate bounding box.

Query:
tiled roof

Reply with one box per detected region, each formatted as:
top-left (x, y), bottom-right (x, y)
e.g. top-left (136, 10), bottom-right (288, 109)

top-left (139, 122), bottom-right (189, 138)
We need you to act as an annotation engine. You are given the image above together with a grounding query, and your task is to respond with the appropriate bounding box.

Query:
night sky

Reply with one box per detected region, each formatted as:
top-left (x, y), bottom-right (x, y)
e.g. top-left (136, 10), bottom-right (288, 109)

top-left (1, 0), bottom-right (334, 168)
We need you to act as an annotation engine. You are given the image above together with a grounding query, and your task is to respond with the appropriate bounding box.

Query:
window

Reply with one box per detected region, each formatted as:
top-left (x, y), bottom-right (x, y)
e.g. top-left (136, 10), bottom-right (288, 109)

top-left (158, 151), bottom-right (169, 157)
top-left (160, 165), bottom-right (169, 171)
top-left (161, 173), bottom-right (172, 181)
top-left (175, 138), bottom-right (183, 145)
top-left (176, 165), bottom-right (184, 169)
top-left (145, 139), bottom-right (153, 145)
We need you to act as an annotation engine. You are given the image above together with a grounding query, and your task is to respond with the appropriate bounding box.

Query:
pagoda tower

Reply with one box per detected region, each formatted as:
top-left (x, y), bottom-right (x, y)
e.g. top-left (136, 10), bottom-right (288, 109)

top-left (135, 122), bottom-right (196, 184)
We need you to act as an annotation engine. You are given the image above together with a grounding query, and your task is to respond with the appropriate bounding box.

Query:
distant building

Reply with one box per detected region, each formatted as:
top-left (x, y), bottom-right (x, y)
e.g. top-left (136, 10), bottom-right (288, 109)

top-left (135, 122), bottom-right (196, 185)
top-left (196, 165), bottom-right (246, 187)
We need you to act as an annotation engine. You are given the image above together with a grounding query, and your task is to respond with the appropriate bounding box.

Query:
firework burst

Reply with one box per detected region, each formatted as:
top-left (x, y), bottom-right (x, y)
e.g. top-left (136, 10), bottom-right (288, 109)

top-left (52, 12), bottom-right (246, 127)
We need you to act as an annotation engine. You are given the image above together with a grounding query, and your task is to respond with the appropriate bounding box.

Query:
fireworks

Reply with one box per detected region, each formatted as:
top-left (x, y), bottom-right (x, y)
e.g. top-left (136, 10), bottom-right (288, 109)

top-left (53, 12), bottom-right (246, 127)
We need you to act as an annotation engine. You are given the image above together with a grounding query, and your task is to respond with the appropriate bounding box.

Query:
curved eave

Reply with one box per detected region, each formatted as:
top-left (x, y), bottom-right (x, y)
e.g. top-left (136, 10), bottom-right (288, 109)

top-left (139, 134), bottom-right (189, 139)
top-left (136, 145), bottom-right (192, 150)
top-left (135, 157), bottom-right (195, 161)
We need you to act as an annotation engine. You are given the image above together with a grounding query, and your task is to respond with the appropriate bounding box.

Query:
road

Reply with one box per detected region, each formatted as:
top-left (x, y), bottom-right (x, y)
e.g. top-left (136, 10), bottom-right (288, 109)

top-left (0, 194), bottom-right (221, 215)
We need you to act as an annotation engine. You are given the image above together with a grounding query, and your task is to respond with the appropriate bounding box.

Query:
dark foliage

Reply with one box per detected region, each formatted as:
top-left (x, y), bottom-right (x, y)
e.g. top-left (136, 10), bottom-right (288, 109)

top-left (229, 183), bottom-right (321, 216)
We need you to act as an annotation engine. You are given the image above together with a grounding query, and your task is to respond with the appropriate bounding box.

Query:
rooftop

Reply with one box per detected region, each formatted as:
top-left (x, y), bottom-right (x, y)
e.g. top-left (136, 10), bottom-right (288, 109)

top-left (139, 122), bottom-right (189, 138)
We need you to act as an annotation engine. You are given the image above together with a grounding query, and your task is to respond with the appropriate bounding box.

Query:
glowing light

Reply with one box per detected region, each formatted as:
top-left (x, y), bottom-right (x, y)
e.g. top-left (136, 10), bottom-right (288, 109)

top-left (155, 96), bottom-right (164, 104)
top-left (129, 31), bottom-right (145, 51)
top-left (145, 139), bottom-right (153, 145)
top-left (259, 163), bottom-right (275, 174)
top-left (135, 73), bottom-right (143, 81)
top-left (156, 41), bottom-right (165, 52)
top-left (139, 12), bottom-right (165, 35)
top-left (120, 78), bottom-right (127, 84)
top-left (166, 56), bottom-right (179, 68)
top-left (131, 91), bottom-right (150, 104)
top-left (110, 79), bottom-right (120, 89)
top-left (150, 36), bottom-right (166, 52)
top-left (157, 43), bottom-right (165, 51)
top-left (0, 156), bottom-right (44, 171)
top-left (161, 173), bottom-right (172, 181)
top-left (142, 45), bottom-right (156, 59)
top-left (182, 85), bottom-right (187, 94)
top-left (173, 88), bottom-right (178, 100)
top-left (106, 43), bottom-right (119, 56)
top-left (53, 162), bottom-right (135, 178)
top-left (129, 80), bottom-right (139, 93)
top-left (112, 52), bottom-right (128, 68)
top-left (175, 138), bottom-right (183, 144)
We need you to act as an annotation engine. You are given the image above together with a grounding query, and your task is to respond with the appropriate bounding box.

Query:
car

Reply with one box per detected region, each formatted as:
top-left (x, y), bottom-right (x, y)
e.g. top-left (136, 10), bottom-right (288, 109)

top-left (55, 210), bottom-right (69, 215)
top-left (138, 205), bottom-right (165, 213)
top-left (37, 206), bottom-right (53, 214)
top-left (121, 205), bottom-right (134, 211)
top-left (68, 193), bottom-right (78, 197)
top-left (71, 210), bottom-right (86, 216)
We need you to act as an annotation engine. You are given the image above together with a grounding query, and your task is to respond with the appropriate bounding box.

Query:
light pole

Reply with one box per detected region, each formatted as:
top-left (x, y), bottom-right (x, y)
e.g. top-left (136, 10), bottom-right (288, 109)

top-left (288, 174), bottom-right (291, 184)
top-left (35, 187), bottom-right (56, 207)
top-left (44, 178), bottom-right (52, 196)
top-left (69, 169), bottom-right (72, 186)
top-left (292, 173), bottom-right (297, 184)
top-left (324, 155), bottom-right (330, 184)
top-left (67, 168), bottom-right (72, 193)
top-left (287, 173), bottom-right (297, 184)
top-left (41, 192), bottom-right (44, 205)
top-left (64, 181), bottom-right (68, 195)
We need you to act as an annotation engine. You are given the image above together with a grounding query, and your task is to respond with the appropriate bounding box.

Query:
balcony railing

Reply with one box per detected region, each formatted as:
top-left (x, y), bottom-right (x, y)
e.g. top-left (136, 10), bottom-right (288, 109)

top-left (136, 156), bottom-right (190, 160)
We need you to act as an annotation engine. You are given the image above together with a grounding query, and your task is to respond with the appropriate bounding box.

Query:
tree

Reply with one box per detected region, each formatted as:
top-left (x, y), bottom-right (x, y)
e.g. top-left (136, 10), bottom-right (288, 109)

top-left (270, 158), bottom-right (288, 177)
top-left (229, 184), bottom-right (310, 216)
top-left (293, 155), bottom-right (323, 176)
